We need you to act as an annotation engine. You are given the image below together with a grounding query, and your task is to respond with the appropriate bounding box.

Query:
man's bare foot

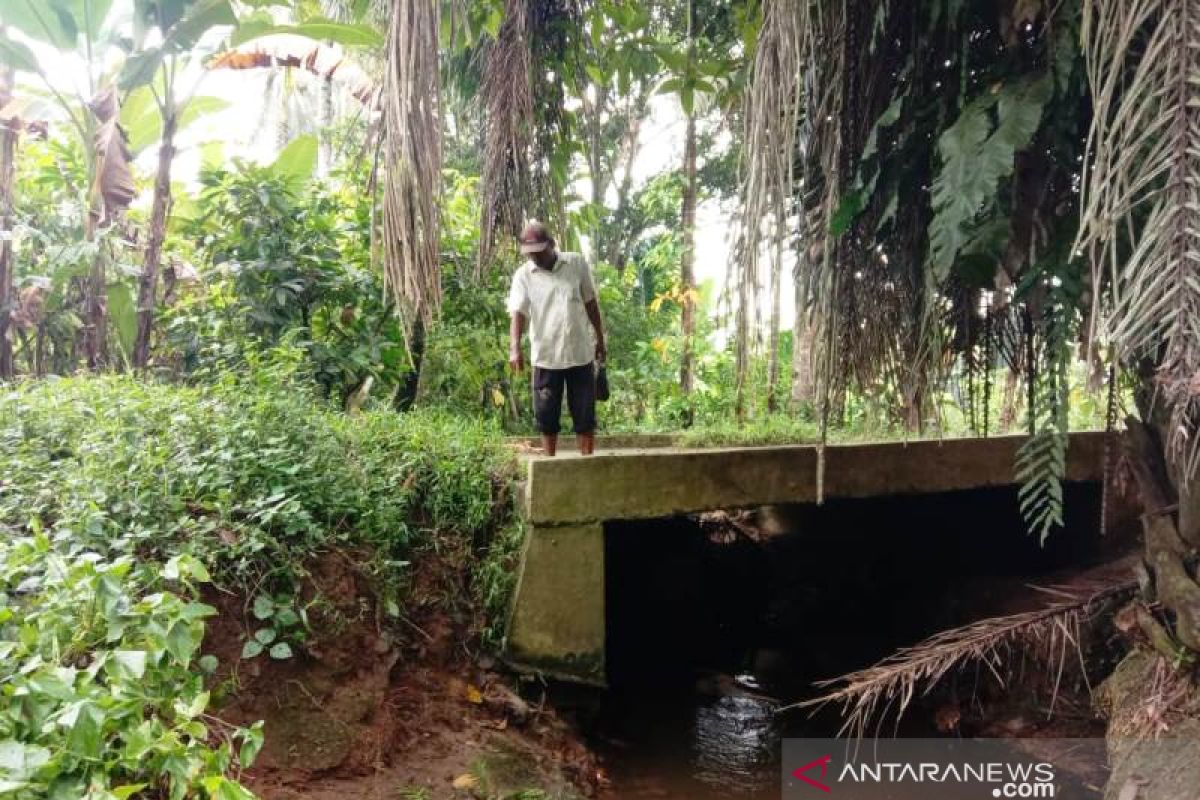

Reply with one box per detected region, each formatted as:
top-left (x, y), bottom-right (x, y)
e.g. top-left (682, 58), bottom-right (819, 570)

top-left (541, 434), bottom-right (558, 456)
top-left (578, 432), bottom-right (595, 456)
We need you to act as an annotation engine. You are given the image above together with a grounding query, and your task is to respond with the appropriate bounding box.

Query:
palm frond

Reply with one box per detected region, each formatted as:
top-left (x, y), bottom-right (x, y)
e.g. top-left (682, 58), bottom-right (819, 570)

top-left (1076, 0), bottom-right (1200, 476)
top-left (380, 0), bottom-right (442, 323)
top-left (793, 580), bottom-right (1136, 739)
top-left (209, 41), bottom-right (375, 106)
top-left (478, 0), bottom-right (534, 274)
top-left (733, 0), bottom-right (806, 414)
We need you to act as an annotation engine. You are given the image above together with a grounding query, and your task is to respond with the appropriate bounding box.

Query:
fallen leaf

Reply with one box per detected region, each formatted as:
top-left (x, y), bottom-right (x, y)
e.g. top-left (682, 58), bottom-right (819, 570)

top-left (465, 684), bottom-right (483, 704)
top-left (1118, 776), bottom-right (1148, 800)
top-left (452, 773), bottom-right (478, 790)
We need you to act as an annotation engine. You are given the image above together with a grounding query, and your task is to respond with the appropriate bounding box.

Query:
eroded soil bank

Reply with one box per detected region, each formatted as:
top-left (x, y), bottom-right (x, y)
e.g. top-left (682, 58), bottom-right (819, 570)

top-left (201, 484), bottom-right (1199, 800)
top-left (203, 549), bottom-right (600, 800)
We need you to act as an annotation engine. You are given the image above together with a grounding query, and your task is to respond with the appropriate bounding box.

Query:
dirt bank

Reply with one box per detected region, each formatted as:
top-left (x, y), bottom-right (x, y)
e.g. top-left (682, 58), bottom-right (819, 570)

top-left (1099, 649), bottom-right (1200, 800)
top-left (202, 549), bottom-right (601, 799)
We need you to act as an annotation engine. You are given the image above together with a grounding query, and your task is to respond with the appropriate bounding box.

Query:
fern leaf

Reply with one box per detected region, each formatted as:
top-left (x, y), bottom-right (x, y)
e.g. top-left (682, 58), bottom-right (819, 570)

top-left (928, 76), bottom-right (1052, 280)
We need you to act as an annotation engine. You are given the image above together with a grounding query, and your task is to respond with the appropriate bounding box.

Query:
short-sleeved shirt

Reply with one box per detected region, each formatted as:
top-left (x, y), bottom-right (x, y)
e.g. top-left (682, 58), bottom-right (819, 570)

top-left (506, 251), bottom-right (597, 370)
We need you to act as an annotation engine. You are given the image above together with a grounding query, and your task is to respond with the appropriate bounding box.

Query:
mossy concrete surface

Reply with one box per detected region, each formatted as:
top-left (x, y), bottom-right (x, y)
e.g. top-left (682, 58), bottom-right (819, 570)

top-left (525, 432), bottom-right (1105, 525)
top-left (504, 523), bottom-right (606, 686)
top-left (505, 432), bottom-right (1106, 684)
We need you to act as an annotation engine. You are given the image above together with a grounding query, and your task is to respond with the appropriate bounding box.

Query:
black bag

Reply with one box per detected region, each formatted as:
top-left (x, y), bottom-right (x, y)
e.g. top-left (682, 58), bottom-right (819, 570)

top-left (595, 361), bottom-right (610, 402)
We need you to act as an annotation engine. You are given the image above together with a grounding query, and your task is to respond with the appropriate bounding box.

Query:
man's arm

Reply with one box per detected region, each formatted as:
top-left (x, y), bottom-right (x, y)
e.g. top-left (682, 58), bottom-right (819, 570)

top-left (585, 300), bottom-right (606, 363)
top-left (506, 269), bottom-right (529, 372)
top-left (578, 256), bottom-right (606, 362)
top-left (509, 312), bottom-right (526, 372)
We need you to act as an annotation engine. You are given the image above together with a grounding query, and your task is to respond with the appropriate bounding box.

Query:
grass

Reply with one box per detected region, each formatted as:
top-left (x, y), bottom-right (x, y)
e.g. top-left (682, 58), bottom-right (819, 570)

top-left (0, 368), bottom-right (531, 795)
top-left (0, 369), bottom-right (525, 629)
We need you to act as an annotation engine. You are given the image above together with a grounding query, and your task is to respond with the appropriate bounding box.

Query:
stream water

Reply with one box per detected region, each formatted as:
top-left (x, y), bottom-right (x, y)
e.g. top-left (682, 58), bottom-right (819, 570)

top-left (559, 484), bottom-right (1120, 798)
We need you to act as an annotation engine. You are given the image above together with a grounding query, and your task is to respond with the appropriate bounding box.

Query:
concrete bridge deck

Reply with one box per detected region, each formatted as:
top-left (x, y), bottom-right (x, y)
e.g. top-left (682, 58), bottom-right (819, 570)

top-left (503, 432), bottom-right (1108, 685)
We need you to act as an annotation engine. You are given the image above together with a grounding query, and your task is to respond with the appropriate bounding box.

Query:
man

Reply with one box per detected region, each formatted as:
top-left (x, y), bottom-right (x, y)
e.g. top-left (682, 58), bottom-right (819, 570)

top-left (507, 221), bottom-right (606, 456)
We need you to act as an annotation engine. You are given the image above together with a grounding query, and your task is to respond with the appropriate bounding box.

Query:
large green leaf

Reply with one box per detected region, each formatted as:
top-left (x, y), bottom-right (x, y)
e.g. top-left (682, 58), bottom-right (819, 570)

top-left (64, 701), bottom-right (105, 760)
top-left (0, 34), bottom-right (41, 75)
top-left (137, 0), bottom-right (191, 31)
top-left (122, 92), bottom-right (230, 154)
top-left (164, 0), bottom-right (235, 51)
top-left (6, 0), bottom-right (116, 50)
top-left (4, 0), bottom-right (78, 50)
top-left (107, 281), bottom-right (137, 355)
top-left (830, 190), bottom-right (865, 237)
top-left (270, 134), bottom-right (318, 186)
top-left (233, 18), bottom-right (383, 48)
top-left (118, 47), bottom-right (166, 90)
top-left (179, 96), bottom-right (228, 132)
top-left (928, 76), bottom-right (1051, 281)
top-left (62, 0), bottom-right (116, 42)
top-left (119, 86), bottom-right (158, 150)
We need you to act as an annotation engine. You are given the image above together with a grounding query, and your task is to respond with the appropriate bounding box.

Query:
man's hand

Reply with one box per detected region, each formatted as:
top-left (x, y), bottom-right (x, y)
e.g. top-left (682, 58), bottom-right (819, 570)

top-left (595, 341), bottom-right (607, 364)
top-left (509, 349), bottom-right (525, 373)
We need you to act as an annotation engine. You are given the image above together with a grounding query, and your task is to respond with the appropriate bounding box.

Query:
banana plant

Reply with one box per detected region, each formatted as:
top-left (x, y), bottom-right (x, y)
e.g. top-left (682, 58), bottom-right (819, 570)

top-left (117, 0), bottom-right (236, 369)
top-left (0, 0), bottom-right (135, 368)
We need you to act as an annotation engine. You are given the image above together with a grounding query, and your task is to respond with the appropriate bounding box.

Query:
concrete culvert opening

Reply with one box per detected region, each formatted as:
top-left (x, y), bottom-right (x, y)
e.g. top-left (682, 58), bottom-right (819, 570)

top-left (604, 481), bottom-right (1117, 690)
top-left (583, 482), bottom-right (1132, 799)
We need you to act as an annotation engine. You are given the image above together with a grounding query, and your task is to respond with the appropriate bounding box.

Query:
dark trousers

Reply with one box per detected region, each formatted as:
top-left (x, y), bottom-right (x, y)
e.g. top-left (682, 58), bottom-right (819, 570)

top-left (532, 362), bottom-right (596, 435)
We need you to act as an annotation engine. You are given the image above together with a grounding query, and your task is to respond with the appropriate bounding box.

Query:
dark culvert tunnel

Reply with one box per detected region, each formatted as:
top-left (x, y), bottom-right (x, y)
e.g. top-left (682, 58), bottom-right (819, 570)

top-left (568, 481), bottom-right (1134, 800)
top-left (603, 481), bottom-right (1120, 689)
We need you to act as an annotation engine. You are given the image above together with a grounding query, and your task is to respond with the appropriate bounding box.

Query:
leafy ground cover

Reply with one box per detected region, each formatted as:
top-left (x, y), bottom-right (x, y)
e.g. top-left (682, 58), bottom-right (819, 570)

top-left (0, 367), bottom-right (525, 797)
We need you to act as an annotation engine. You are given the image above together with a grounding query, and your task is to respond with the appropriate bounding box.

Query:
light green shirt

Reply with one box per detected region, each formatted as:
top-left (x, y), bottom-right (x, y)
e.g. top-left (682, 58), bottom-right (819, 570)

top-left (506, 251), bottom-right (597, 370)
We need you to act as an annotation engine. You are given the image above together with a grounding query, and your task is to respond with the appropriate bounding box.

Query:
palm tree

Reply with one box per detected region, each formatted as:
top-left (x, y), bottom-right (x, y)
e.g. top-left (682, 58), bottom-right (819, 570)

top-left (1074, 0), bottom-right (1200, 653)
top-left (0, 57), bottom-right (15, 379)
top-left (734, 0), bottom-right (1199, 662)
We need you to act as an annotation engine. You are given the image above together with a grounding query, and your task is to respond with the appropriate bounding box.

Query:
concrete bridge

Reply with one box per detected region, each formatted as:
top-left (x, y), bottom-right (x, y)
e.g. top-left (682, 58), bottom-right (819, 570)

top-left (502, 432), bottom-right (1108, 685)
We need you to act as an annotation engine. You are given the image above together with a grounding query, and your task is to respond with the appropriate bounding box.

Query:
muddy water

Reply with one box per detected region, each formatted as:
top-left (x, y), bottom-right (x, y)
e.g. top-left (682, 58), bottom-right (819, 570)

top-left (570, 484), bottom-right (1115, 799)
top-left (582, 675), bottom-right (842, 798)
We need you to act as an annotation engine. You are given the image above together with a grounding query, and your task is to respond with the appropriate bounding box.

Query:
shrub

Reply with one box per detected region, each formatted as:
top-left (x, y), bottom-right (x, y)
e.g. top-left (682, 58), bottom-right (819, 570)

top-left (0, 369), bottom-right (522, 796)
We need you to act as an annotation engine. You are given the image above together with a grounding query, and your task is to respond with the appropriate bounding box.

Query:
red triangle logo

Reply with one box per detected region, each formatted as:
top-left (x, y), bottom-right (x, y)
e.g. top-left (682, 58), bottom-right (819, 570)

top-left (792, 754), bottom-right (832, 793)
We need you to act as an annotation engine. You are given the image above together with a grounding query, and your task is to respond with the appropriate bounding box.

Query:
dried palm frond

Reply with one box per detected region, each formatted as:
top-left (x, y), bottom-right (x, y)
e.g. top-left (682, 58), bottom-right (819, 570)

top-left (1075, 0), bottom-right (1200, 476)
top-left (209, 40), bottom-right (376, 106)
top-left (792, 580), bottom-right (1136, 739)
top-left (732, 0), bottom-right (806, 415)
top-left (478, 0), bottom-right (534, 274)
top-left (380, 0), bottom-right (442, 323)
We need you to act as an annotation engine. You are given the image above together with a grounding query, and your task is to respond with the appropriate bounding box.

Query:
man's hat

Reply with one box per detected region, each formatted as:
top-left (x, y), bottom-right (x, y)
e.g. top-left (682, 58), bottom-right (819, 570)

top-left (519, 223), bottom-right (551, 254)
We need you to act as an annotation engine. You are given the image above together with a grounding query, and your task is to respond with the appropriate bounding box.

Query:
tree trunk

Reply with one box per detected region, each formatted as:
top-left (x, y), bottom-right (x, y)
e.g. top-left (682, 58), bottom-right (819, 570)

top-left (733, 245), bottom-right (751, 423)
top-left (84, 219), bottom-right (106, 370)
top-left (606, 90), bottom-right (648, 271)
top-left (766, 229), bottom-right (783, 413)
top-left (1123, 364), bottom-right (1200, 656)
top-left (395, 316), bottom-right (426, 412)
top-left (999, 366), bottom-right (1022, 430)
top-left (1123, 417), bottom-right (1200, 653)
top-left (319, 73), bottom-right (334, 176)
top-left (678, 0), bottom-right (697, 418)
top-left (791, 316), bottom-right (815, 412)
top-left (583, 84), bottom-right (610, 264)
top-left (0, 66), bottom-right (15, 380)
top-left (133, 111), bottom-right (177, 369)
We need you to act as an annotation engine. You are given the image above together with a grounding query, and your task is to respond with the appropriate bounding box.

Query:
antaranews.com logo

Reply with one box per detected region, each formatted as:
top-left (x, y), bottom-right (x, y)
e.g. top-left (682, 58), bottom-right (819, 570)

top-left (783, 739), bottom-right (1106, 799)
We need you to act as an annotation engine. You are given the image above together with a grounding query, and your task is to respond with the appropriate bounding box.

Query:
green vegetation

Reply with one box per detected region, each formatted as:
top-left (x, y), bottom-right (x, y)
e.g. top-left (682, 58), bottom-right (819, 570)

top-left (0, 534), bottom-right (261, 800)
top-left (0, 0), bottom-right (1196, 794)
top-left (0, 363), bottom-right (521, 797)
